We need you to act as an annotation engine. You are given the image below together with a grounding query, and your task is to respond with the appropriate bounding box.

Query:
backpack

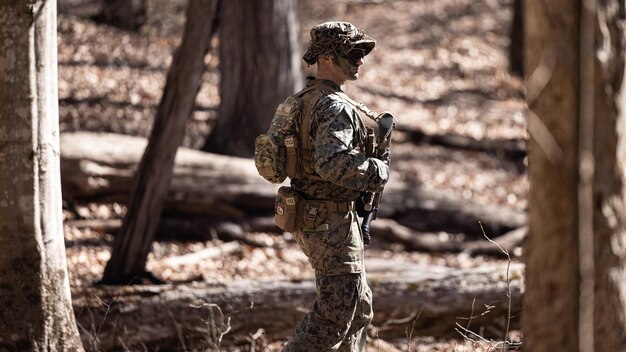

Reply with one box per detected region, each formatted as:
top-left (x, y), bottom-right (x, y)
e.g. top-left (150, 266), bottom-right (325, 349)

top-left (254, 81), bottom-right (336, 184)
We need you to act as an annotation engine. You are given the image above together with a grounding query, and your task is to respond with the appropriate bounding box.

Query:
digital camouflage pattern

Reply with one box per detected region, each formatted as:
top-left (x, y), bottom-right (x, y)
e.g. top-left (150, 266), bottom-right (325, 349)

top-left (303, 22), bottom-right (376, 65)
top-left (291, 80), bottom-right (389, 202)
top-left (293, 209), bottom-right (364, 275)
top-left (281, 19), bottom-right (386, 351)
top-left (282, 272), bottom-right (373, 352)
top-left (283, 79), bottom-right (389, 351)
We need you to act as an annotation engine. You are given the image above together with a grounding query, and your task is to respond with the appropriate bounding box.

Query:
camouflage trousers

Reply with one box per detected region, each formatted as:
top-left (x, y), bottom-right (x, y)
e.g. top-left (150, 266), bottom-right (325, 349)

top-left (282, 271), bottom-right (373, 352)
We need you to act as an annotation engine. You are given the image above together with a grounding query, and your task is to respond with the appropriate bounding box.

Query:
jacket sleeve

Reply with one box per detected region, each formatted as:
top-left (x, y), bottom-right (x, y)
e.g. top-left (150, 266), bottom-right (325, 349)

top-left (313, 97), bottom-right (389, 192)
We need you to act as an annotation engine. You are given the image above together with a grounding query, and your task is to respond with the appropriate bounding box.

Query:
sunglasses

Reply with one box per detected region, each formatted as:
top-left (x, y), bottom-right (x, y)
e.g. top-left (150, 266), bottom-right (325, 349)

top-left (344, 49), bottom-right (366, 63)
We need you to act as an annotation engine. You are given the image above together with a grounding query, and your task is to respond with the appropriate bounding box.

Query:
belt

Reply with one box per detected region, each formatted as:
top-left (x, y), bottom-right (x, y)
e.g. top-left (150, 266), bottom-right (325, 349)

top-left (316, 200), bottom-right (356, 212)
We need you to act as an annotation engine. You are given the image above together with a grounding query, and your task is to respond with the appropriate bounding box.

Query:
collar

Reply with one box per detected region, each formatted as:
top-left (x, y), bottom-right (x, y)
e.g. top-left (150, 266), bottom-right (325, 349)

top-left (305, 77), bottom-right (342, 91)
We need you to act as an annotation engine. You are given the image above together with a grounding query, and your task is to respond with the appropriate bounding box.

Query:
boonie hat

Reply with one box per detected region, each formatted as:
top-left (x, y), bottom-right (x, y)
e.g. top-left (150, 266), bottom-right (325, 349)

top-left (303, 21), bottom-right (376, 65)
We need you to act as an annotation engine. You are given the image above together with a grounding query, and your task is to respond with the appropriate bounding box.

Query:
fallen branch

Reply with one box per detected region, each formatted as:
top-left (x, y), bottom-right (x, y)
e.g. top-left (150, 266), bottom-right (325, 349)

top-left (161, 242), bottom-right (240, 267)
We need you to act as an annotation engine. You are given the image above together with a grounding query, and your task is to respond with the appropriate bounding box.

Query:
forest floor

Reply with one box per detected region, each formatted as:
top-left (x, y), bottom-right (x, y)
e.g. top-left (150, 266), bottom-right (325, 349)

top-left (57, 0), bottom-right (527, 350)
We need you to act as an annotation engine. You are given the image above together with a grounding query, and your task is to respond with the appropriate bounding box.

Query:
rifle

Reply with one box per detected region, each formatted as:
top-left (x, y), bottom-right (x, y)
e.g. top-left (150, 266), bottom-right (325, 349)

top-left (360, 113), bottom-right (394, 245)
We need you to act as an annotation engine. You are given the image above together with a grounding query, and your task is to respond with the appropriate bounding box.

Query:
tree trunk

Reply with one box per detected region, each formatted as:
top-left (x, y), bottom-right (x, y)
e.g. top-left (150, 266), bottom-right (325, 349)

top-left (202, 0), bottom-right (303, 157)
top-left (76, 263), bottom-right (523, 351)
top-left (0, 1), bottom-right (84, 349)
top-left (100, 0), bottom-right (219, 285)
top-left (99, 0), bottom-right (147, 31)
top-left (523, 0), bottom-right (626, 350)
top-left (509, 0), bottom-right (524, 77)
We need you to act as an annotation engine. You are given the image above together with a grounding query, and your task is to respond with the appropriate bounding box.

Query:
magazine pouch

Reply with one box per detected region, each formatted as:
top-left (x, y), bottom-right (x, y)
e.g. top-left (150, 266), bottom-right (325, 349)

top-left (274, 186), bottom-right (302, 232)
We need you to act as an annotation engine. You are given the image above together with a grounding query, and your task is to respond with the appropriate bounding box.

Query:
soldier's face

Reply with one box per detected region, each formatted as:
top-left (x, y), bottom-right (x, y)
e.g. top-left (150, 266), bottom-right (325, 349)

top-left (333, 49), bottom-right (365, 81)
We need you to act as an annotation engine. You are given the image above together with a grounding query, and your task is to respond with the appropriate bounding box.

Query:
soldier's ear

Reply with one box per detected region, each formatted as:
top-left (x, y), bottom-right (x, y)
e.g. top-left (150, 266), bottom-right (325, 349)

top-left (319, 54), bottom-right (334, 64)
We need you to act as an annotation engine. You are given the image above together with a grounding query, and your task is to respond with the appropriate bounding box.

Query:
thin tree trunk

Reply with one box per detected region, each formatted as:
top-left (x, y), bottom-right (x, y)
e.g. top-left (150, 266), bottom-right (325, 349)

top-left (100, 0), bottom-right (219, 284)
top-left (509, 0), bottom-right (524, 76)
top-left (202, 0), bottom-right (303, 157)
top-left (0, 0), bottom-right (83, 349)
top-left (523, 0), bottom-right (581, 349)
top-left (99, 0), bottom-right (147, 30)
top-left (523, 0), bottom-right (626, 350)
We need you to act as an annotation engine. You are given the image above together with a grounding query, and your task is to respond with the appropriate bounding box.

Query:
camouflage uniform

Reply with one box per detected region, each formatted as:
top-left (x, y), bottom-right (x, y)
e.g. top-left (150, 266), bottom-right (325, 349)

top-left (283, 22), bottom-right (389, 352)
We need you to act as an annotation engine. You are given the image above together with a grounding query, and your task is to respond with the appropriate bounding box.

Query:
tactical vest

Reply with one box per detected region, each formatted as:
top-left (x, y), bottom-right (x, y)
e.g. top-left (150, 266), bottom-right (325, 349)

top-left (254, 79), bottom-right (373, 184)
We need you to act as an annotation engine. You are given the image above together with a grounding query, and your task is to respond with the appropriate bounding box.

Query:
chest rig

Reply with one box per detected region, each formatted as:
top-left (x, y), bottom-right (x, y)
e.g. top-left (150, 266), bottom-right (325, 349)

top-left (294, 80), bottom-right (370, 181)
top-left (254, 79), bottom-right (374, 184)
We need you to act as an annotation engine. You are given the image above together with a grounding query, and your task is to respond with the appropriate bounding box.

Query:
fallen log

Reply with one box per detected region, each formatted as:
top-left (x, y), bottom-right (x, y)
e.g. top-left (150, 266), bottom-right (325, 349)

top-left (65, 216), bottom-right (517, 257)
top-left (379, 182), bottom-right (526, 238)
top-left (61, 131), bottom-right (279, 219)
top-left (65, 217), bottom-right (274, 247)
top-left (369, 218), bottom-right (464, 252)
top-left (394, 124), bottom-right (527, 160)
top-left (60, 132), bottom-right (525, 237)
top-left (73, 262), bottom-right (524, 351)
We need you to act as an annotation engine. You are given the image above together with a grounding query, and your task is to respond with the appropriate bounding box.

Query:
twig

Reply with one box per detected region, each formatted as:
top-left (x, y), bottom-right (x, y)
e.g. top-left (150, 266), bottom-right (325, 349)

top-left (191, 302), bottom-right (232, 350)
top-left (89, 278), bottom-right (136, 351)
top-left (478, 221), bottom-right (513, 350)
top-left (167, 309), bottom-right (188, 351)
top-left (405, 309), bottom-right (422, 352)
top-left (455, 222), bottom-right (521, 351)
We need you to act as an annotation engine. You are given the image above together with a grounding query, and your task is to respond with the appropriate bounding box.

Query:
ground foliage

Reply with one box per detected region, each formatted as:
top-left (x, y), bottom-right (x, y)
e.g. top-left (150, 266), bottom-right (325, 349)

top-left (58, 0), bottom-right (526, 350)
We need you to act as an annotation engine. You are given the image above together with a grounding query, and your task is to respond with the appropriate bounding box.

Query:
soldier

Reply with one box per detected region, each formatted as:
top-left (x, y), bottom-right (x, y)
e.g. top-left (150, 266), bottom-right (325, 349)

top-left (282, 22), bottom-right (390, 352)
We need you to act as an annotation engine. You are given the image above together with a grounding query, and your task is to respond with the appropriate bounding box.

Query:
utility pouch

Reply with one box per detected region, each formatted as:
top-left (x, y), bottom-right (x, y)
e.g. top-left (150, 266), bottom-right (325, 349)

top-left (274, 186), bottom-right (302, 232)
top-left (254, 134), bottom-right (285, 183)
top-left (302, 201), bottom-right (328, 232)
top-left (254, 96), bottom-right (303, 184)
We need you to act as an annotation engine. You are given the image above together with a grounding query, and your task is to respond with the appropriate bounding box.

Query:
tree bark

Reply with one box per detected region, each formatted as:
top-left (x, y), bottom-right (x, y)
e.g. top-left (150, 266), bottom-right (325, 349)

top-left (523, 1), bottom-right (581, 349)
top-left (75, 263), bottom-right (523, 351)
top-left (202, 0), bottom-right (303, 157)
top-left (523, 0), bottom-right (626, 350)
top-left (101, 0), bottom-right (220, 284)
top-left (0, 1), bottom-right (84, 349)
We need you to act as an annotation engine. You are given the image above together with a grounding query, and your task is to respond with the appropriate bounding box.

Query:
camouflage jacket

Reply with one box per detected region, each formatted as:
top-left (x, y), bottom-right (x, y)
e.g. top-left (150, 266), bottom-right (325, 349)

top-left (291, 80), bottom-right (389, 201)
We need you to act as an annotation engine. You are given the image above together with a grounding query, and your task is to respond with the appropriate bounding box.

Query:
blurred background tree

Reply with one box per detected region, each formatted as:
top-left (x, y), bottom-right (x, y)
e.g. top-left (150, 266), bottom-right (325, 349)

top-left (509, 0), bottom-right (523, 76)
top-left (101, 0), bottom-right (303, 283)
top-left (101, 0), bottom-right (219, 284)
top-left (202, 0), bottom-right (303, 157)
top-left (97, 0), bottom-right (147, 30)
top-left (523, 0), bottom-right (626, 350)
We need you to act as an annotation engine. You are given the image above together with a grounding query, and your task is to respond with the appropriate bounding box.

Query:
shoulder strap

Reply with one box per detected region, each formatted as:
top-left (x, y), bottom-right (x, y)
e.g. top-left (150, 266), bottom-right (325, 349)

top-left (334, 92), bottom-right (381, 123)
top-left (299, 82), bottom-right (339, 152)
